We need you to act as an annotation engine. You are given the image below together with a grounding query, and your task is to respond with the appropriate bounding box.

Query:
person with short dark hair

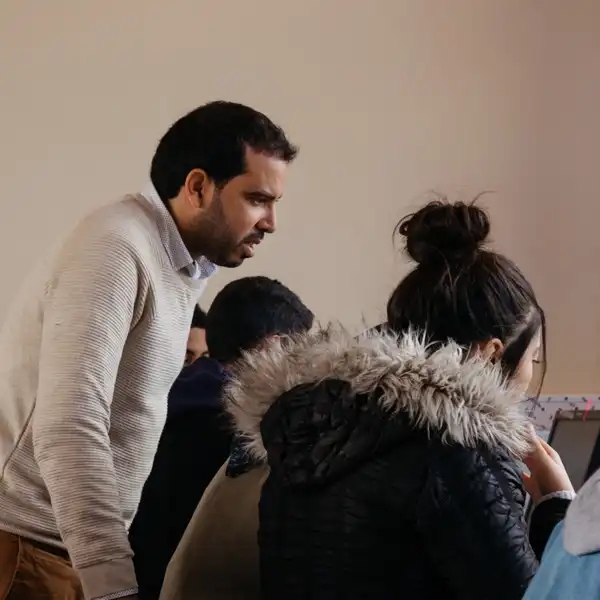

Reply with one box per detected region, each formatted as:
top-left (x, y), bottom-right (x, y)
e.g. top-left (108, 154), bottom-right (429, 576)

top-left (205, 275), bottom-right (314, 364)
top-left (131, 276), bottom-right (313, 600)
top-left (150, 101), bottom-right (298, 268)
top-left (0, 101), bottom-right (297, 600)
top-left (223, 200), bottom-right (573, 600)
top-left (185, 306), bottom-right (208, 365)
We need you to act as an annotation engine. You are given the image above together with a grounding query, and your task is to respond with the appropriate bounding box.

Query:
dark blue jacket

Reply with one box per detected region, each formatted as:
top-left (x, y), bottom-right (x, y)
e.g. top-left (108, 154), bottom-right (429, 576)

top-left (130, 357), bottom-right (233, 600)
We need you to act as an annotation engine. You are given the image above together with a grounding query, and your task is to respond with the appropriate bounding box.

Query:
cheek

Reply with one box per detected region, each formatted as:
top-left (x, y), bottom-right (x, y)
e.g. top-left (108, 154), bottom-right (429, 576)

top-left (512, 359), bottom-right (534, 392)
top-left (236, 207), bottom-right (266, 238)
top-left (187, 330), bottom-right (207, 356)
top-left (221, 198), bottom-right (253, 233)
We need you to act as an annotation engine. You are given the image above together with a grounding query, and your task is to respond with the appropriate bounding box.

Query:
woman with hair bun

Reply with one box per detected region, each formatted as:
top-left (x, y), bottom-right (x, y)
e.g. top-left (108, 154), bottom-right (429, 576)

top-left (226, 200), bottom-right (574, 599)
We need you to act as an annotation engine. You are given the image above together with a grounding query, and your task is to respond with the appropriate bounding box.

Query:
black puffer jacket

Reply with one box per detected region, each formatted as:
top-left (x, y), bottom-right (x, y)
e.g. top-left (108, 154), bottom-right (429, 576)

top-left (226, 329), bottom-right (570, 600)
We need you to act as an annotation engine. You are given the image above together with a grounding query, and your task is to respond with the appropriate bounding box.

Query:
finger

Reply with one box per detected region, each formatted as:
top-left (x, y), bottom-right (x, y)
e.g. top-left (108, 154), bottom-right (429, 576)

top-left (522, 455), bottom-right (535, 470)
top-left (538, 437), bottom-right (559, 459)
top-left (523, 437), bottom-right (547, 468)
top-left (523, 473), bottom-right (538, 496)
top-left (522, 472), bottom-right (536, 496)
top-left (534, 438), bottom-right (561, 465)
top-left (532, 436), bottom-right (557, 462)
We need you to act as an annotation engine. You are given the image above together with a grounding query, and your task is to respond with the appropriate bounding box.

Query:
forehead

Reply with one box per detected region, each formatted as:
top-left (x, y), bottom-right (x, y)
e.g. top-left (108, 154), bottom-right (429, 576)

top-left (239, 148), bottom-right (288, 198)
top-left (525, 328), bottom-right (542, 353)
top-left (187, 327), bottom-right (206, 348)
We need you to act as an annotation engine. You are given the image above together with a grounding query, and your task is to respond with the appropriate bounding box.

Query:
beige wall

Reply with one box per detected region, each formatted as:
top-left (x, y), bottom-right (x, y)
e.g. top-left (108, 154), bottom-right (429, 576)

top-left (0, 0), bottom-right (599, 392)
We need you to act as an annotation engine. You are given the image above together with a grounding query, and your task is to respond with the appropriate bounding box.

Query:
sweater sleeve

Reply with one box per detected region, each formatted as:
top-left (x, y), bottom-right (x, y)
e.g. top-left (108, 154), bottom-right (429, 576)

top-left (32, 229), bottom-right (148, 600)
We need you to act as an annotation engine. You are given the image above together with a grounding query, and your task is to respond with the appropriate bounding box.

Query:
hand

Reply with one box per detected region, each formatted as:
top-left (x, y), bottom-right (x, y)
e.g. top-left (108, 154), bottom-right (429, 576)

top-left (522, 435), bottom-right (574, 503)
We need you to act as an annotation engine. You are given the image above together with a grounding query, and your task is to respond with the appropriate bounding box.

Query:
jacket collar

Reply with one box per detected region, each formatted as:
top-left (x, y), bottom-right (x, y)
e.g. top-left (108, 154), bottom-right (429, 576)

top-left (225, 327), bottom-right (534, 462)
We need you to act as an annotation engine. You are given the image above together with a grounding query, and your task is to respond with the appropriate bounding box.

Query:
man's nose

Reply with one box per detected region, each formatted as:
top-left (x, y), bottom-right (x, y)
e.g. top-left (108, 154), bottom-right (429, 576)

top-left (259, 205), bottom-right (277, 234)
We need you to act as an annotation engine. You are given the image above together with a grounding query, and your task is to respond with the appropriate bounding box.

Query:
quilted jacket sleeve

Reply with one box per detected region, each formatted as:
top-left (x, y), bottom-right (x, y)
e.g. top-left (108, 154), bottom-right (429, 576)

top-left (416, 444), bottom-right (538, 600)
top-left (529, 496), bottom-right (571, 559)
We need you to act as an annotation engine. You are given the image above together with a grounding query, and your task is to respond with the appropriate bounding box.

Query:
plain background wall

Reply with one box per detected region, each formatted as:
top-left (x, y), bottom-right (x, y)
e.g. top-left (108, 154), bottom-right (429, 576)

top-left (0, 0), bottom-right (599, 392)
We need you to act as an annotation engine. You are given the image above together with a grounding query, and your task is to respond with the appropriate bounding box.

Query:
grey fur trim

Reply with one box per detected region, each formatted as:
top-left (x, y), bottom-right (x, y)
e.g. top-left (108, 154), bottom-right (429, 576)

top-left (225, 327), bottom-right (534, 462)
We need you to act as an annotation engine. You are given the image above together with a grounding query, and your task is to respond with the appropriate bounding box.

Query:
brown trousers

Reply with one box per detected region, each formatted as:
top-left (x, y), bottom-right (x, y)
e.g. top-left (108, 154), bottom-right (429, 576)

top-left (0, 530), bottom-right (83, 600)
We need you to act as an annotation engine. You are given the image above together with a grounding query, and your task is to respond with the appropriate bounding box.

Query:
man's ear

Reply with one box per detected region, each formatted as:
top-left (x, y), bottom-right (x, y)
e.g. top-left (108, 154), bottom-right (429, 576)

top-left (183, 169), bottom-right (213, 209)
top-left (478, 338), bottom-right (504, 364)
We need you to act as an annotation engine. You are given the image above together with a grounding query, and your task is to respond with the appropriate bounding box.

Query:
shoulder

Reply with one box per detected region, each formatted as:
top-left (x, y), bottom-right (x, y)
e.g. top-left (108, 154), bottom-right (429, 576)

top-left (55, 196), bottom-right (162, 271)
top-left (75, 195), bottom-right (158, 250)
top-left (427, 441), bottom-right (526, 508)
top-left (40, 197), bottom-right (167, 307)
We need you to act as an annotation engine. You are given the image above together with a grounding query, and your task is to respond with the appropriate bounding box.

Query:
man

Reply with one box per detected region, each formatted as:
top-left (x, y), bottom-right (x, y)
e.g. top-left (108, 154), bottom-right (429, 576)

top-left (130, 276), bottom-right (314, 600)
top-left (0, 101), bottom-right (297, 600)
top-left (158, 277), bottom-right (313, 600)
top-left (185, 306), bottom-right (208, 365)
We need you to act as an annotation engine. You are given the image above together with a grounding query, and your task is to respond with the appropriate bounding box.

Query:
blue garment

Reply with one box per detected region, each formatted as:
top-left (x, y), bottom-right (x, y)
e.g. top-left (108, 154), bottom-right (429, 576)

top-left (130, 356), bottom-right (231, 600)
top-left (524, 521), bottom-right (600, 599)
top-left (167, 356), bottom-right (226, 417)
top-left (172, 362), bottom-right (261, 479)
top-left (227, 437), bottom-right (262, 478)
top-left (524, 465), bottom-right (600, 600)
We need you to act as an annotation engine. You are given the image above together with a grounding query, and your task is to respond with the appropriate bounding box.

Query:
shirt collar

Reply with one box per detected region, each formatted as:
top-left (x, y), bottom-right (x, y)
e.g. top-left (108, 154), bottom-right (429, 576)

top-left (142, 183), bottom-right (217, 280)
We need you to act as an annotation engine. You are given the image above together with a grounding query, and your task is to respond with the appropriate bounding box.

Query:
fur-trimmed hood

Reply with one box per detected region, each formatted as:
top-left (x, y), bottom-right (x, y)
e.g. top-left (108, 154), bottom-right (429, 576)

top-left (225, 328), bottom-right (533, 478)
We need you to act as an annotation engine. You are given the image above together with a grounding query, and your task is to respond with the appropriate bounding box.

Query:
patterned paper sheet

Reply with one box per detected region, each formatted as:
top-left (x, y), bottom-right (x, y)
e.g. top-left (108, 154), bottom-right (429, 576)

top-left (522, 396), bottom-right (600, 440)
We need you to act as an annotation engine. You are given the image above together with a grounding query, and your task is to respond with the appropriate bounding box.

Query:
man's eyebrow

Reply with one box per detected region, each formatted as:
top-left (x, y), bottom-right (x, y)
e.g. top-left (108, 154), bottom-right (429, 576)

top-left (245, 190), bottom-right (280, 201)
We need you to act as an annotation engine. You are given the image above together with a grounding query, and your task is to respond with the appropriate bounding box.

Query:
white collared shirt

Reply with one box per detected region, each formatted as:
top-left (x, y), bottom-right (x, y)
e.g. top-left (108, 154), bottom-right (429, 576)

top-left (142, 183), bottom-right (217, 281)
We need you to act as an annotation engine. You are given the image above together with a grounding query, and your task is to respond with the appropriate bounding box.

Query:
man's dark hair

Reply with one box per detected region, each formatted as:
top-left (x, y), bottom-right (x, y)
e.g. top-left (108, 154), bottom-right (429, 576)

top-left (150, 101), bottom-right (298, 201)
top-left (387, 198), bottom-right (546, 392)
top-left (191, 305), bottom-right (207, 329)
top-left (206, 276), bottom-right (314, 364)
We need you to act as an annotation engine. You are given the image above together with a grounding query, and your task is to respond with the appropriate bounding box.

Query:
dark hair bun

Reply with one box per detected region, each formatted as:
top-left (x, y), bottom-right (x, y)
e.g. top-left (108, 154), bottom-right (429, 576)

top-left (397, 200), bottom-right (490, 265)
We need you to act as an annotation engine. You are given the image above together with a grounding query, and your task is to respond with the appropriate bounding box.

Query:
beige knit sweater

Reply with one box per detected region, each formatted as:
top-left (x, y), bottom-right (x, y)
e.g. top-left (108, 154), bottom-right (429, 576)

top-left (0, 196), bottom-right (207, 599)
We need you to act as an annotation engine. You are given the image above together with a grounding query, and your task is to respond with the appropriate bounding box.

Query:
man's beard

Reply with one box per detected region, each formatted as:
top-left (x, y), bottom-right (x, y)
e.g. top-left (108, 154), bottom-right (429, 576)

top-left (185, 193), bottom-right (241, 267)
